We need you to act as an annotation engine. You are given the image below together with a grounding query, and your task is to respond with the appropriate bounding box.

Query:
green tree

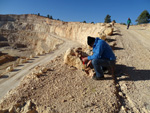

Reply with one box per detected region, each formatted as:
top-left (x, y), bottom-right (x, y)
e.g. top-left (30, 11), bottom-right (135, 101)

top-left (83, 21), bottom-right (86, 23)
top-left (47, 14), bottom-right (50, 18)
top-left (120, 23), bottom-right (126, 25)
top-left (91, 22), bottom-right (94, 24)
top-left (112, 20), bottom-right (116, 23)
top-left (38, 13), bottom-right (40, 16)
top-left (104, 14), bottom-right (111, 23)
top-left (136, 10), bottom-right (150, 24)
top-left (49, 15), bottom-right (53, 19)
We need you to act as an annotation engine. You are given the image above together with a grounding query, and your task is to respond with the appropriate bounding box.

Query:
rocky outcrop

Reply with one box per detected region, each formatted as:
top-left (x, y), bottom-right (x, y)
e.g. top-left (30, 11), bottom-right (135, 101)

top-left (0, 100), bottom-right (37, 113)
top-left (64, 48), bottom-right (84, 70)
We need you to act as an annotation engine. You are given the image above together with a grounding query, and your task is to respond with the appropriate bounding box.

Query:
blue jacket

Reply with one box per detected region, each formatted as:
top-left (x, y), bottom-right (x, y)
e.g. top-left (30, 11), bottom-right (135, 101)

top-left (87, 38), bottom-right (116, 60)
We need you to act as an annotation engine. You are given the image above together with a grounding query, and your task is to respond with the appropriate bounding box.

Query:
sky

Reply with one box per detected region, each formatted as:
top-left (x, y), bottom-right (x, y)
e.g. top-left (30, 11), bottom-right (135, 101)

top-left (0, 0), bottom-right (150, 24)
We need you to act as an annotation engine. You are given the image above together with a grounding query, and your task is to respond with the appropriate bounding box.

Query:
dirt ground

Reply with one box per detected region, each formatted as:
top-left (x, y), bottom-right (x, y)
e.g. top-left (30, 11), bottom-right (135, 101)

top-left (114, 25), bottom-right (150, 113)
top-left (0, 55), bottom-right (118, 113)
top-left (0, 24), bottom-right (150, 113)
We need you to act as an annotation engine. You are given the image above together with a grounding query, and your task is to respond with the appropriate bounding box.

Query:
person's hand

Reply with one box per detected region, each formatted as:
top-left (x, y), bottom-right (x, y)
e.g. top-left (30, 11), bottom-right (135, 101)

top-left (82, 57), bottom-right (88, 63)
top-left (87, 60), bottom-right (92, 67)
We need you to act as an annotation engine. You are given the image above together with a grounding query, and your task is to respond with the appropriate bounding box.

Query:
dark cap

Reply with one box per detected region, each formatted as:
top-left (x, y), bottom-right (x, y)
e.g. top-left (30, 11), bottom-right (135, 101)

top-left (87, 36), bottom-right (95, 47)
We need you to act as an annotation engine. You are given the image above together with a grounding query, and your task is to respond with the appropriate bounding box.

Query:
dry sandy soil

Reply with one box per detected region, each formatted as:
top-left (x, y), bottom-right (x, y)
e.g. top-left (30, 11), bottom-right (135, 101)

top-left (0, 23), bottom-right (150, 113)
top-left (114, 24), bottom-right (150, 113)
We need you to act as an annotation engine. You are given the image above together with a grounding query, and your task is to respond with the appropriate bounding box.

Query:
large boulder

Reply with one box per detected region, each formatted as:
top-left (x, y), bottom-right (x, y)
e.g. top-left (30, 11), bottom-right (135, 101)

top-left (104, 28), bottom-right (113, 36)
top-left (64, 48), bottom-right (84, 70)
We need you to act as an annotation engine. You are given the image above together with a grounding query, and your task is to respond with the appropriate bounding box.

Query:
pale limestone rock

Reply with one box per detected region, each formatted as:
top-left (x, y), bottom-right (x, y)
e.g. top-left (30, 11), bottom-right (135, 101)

top-left (41, 67), bottom-right (47, 73)
top-left (38, 70), bottom-right (43, 75)
top-left (88, 69), bottom-right (95, 77)
top-left (20, 58), bottom-right (27, 63)
top-left (9, 106), bottom-right (15, 112)
top-left (35, 52), bottom-right (40, 56)
top-left (30, 55), bottom-right (33, 59)
top-left (23, 100), bottom-right (32, 112)
top-left (6, 66), bottom-right (13, 72)
top-left (40, 50), bottom-right (45, 55)
top-left (104, 28), bottom-right (113, 36)
top-left (34, 65), bottom-right (40, 70)
top-left (64, 48), bottom-right (83, 70)
top-left (16, 58), bottom-right (21, 64)
top-left (111, 21), bottom-right (115, 26)
top-left (98, 32), bottom-right (106, 40)
top-left (119, 92), bottom-right (123, 97)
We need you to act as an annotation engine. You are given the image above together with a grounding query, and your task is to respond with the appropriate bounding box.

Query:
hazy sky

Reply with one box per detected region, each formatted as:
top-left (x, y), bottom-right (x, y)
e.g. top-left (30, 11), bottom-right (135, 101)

top-left (0, 0), bottom-right (150, 24)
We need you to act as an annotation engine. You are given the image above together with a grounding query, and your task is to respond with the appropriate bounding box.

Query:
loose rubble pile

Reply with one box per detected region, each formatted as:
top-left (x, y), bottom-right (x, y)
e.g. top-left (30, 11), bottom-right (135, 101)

top-left (0, 100), bottom-right (37, 113)
top-left (31, 66), bottom-right (48, 78)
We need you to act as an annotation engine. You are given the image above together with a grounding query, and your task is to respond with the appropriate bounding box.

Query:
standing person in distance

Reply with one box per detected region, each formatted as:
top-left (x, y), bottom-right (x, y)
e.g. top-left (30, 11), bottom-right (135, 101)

top-left (127, 18), bottom-right (131, 29)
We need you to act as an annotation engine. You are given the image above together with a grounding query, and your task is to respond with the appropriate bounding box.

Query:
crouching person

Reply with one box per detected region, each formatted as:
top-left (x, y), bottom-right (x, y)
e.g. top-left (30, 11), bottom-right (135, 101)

top-left (82, 36), bottom-right (116, 80)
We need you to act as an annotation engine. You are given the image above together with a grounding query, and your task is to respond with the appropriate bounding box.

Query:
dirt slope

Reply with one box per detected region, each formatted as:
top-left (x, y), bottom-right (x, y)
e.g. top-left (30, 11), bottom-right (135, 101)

top-left (114, 24), bottom-right (150, 113)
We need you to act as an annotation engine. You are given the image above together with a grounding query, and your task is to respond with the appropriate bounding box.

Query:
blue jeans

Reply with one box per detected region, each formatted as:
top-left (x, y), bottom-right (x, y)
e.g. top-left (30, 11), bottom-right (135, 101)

top-left (92, 59), bottom-right (115, 77)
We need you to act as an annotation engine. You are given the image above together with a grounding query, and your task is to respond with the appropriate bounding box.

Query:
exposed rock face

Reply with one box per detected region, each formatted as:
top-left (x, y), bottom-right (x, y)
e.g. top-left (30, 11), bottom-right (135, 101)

top-left (0, 14), bottom-right (114, 50)
top-left (0, 14), bottom-right (63, 55)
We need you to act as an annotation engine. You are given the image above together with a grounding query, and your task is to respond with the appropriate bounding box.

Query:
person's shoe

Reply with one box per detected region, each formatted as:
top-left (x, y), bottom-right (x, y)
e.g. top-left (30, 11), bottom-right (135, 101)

top-left (102, 67), bottom-right (109, 74)
top-left (92, 75), bottom-right (104, 80)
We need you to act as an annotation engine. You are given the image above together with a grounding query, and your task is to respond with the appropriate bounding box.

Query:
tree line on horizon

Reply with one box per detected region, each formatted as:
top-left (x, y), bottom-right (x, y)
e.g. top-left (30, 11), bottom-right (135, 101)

top-left (104, 10), bottom-right (150, 25)
top-left (36, 10), bottom-right (150, 25)
top-left (37, 13), bottom-right (60, 21)
top-left (83, 10), bottom-right (150, 25)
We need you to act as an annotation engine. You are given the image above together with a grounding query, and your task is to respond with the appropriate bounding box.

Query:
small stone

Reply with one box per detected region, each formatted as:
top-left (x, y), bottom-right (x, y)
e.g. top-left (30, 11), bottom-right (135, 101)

top-left (117, 77), bottom-right (120, 80)
top-left (9, 106), bottom-right (15, 112)
top-left (119, 92), bottom-right (123, 97)
top-left (116, 84), bottom-right (119, 87)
